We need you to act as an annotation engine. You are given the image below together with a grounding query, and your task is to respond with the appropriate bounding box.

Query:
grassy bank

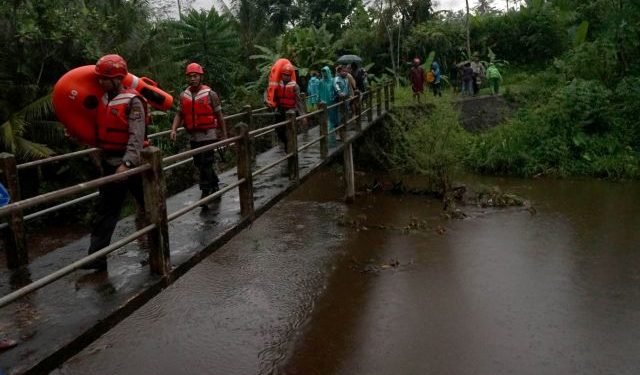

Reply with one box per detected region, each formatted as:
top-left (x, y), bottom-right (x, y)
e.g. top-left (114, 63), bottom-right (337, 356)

top-left (388, 73), bottom-right (640, 181)
top-left (364, 86), bottom-right (468, 194)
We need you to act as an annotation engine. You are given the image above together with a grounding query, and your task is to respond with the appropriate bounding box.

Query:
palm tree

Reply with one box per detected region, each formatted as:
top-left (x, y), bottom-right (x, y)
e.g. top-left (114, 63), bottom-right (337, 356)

top-left (171, 8), bottom-right (238, 95)
top-left (0, 94), bottom-right (56, 159)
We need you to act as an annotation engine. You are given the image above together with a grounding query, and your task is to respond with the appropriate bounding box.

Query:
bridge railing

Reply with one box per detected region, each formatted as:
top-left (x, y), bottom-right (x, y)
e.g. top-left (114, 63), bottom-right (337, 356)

top-left (0, 82), bottom-right (394, 308)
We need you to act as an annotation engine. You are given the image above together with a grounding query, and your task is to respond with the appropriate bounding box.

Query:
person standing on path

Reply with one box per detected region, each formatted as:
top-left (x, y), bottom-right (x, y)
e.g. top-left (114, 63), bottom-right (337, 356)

top-left (486, 63), bottom-right (503, 95)
top-left (431, 61), bottom-right (442, 97)
top-left (82, 54), bottom-right (147, 271)
top-left (170, 62), bottom-right (227, 209)
top-left (470, 53), bottom-right (485, 95)
top-left (461, 62), bottom-right (474, 97)
top-left (409, 57), bottom-right (425, 103)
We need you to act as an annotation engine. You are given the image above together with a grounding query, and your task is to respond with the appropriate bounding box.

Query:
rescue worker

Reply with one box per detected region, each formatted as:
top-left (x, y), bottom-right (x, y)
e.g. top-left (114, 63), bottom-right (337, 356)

top-left (82, 54), bottom-right (147, 271)
top-left (170, 63), bottom-right (227, 208)
top-left (268, 63), bottom-right (306, 152)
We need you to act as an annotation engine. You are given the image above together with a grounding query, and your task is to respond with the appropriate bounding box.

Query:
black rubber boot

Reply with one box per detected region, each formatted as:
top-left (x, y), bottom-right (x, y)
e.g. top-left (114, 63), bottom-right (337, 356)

top-left (200, 189), bottom-right (211, 209)
top-left (80, 257), bottom-right (107, 271)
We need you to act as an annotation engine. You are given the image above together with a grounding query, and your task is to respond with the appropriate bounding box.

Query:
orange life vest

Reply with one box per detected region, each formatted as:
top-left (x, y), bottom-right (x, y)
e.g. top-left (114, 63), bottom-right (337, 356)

top-left (181, 85), bottom-right (217, 131)
top-left (96, 89), bottom-right (147, 152)
top-left (275, 82), bottom-right (297, 110)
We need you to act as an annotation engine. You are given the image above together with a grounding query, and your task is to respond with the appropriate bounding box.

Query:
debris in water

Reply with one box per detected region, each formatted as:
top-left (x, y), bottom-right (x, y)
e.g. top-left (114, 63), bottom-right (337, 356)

top-left (474, 185), bottom-right (527, 208)
top-left (358, 258), bottom-right (401, 274)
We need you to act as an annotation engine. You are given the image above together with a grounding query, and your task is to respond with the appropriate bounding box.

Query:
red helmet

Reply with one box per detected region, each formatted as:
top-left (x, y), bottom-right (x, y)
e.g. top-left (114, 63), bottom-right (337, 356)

top-left (281, 64), bottom-right (294, 76)
top-left (95, 54), bottom-right (128, 78)
top-left (186, 63), bottom-right (204, 75)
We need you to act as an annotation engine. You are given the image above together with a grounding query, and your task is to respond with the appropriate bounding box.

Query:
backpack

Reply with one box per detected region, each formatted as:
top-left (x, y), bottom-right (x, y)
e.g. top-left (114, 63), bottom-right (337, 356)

top-left (426, 70), bottom-right (435, 84)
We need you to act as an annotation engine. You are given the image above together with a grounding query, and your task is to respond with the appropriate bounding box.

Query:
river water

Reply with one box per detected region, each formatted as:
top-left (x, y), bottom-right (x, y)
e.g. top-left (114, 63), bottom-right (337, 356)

top-left (54, 170), bottom-right (640, 375)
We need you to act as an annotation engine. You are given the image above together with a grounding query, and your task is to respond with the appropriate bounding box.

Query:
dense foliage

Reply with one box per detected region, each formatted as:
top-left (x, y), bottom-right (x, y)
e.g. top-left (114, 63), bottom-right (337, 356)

top-left (0, 0), bottom-right (638, 179)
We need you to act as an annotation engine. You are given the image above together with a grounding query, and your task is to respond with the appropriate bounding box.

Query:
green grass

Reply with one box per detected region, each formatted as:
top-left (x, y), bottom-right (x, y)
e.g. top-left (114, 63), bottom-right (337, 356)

top-left (387, 76), bottom-right (640, 181)
top-left (374, 85), bottom-right (469, 193)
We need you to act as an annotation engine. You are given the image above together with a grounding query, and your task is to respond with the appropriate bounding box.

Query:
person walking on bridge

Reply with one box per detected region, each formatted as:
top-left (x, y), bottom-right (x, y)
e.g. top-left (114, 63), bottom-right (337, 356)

top-left (266, 63), bottom-right (306, 153)
top-left (334, 66), bottom-right (352, 133)
top-left (171, 63), bottom-right (227, 209)
top-left (82, 54), bottom-right (147, 271)
top-left (307, 71), bottom-right (320, 111)
top-left (318, 66), bottom-right (338, 146)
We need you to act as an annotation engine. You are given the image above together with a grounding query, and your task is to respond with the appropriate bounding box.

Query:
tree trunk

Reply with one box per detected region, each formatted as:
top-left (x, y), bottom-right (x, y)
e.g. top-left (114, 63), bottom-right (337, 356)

top-left (378, 1), bottom-right (397, 84)
top-left (465, 0), bottom-right (471, 58)
top-left (396, 19), bottom-right (402, 86)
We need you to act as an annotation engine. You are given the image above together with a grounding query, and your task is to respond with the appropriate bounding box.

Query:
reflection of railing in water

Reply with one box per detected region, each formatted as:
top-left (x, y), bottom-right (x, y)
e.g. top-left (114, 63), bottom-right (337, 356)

top-left (0, 81), bottom-right (395, 308)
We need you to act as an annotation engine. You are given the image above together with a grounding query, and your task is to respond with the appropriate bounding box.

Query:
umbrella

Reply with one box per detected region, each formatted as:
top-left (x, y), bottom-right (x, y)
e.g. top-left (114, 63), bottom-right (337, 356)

top-left (336, 54), bottom-right (362, 65)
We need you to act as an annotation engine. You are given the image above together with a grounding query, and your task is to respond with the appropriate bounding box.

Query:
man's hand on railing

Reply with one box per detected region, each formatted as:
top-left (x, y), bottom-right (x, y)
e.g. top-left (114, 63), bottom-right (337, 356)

top-left (170, 129), bottom-right (177, 141)
top-left (115, 164), bottom-right (129, 174)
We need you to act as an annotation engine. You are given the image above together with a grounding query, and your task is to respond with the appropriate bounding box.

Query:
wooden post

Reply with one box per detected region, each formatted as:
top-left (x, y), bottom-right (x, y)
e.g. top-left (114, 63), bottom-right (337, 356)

top-left (286, 110), bottom-right (299, 182)
top-left (339, 99), bottom-right (348, 142)
top-left (384, 82), bottom-right (390, 112)
top-left (343, 142), bottom-right (355, 203)
top-left (355, 90), bottom-right (362, 132)
top-left (367, 88), bottom-right (373, 123)
top-left (0, 153), bottom-right (27, 268)
top-left (141, 147), bottom-right (171, 276)
top-left (299, 93), bottom-right (308, 135)
top-left (376, 85), bottom-right (382, 117)
top-left (234, 123), bottom-right (255, 219)
top-left (301, 92), bottom-right (307, 113)
top-left (271, 112), bottom-right (279, 148)
top-left (318, 102), bottom-right (329, 159)
top-left (243, 105), bottom-right (255, 162)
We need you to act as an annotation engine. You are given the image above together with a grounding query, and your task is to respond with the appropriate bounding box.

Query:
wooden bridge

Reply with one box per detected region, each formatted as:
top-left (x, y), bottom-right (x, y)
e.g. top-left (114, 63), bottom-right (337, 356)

top-left (0, 82), bottom-right (395, 374)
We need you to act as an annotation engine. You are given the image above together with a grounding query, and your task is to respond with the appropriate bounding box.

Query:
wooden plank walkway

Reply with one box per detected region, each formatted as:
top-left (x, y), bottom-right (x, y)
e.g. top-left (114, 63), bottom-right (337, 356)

top-left (0, 107), bottom-right (386, 374)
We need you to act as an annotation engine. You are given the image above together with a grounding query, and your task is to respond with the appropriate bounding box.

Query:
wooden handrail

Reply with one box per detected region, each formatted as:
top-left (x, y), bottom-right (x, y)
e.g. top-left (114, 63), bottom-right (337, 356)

top-left (0, 83), bottom-right (393, 300)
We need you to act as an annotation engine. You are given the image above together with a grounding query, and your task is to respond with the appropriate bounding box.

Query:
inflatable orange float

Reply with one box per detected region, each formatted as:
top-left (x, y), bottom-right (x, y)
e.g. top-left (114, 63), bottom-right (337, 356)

top-left (265, 58), bottom-right (297, 108)
top-left (53, 65), bottom-right (173, 146)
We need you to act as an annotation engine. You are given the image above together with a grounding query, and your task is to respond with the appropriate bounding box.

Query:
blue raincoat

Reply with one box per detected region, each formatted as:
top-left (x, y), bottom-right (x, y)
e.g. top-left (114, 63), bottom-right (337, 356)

top-left (318, 66), bottom-right (339, 130)
top-left (307, 76), bottom-right (320, 106)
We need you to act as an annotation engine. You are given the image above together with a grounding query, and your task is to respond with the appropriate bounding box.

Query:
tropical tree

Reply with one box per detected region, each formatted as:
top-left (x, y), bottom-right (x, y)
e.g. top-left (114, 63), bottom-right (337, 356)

top-left (0, 95), bottom-right (56, 159)
top-left (474, 0), bottom-right (497, 15)
top-left (171, 8), bottom-right (238, 96)
top-left (248, 43), bottom-right (281, 90)
top-left (280, 25), bottom-right (336, 74)
top-left (298, 0), bottom-right (359, 36)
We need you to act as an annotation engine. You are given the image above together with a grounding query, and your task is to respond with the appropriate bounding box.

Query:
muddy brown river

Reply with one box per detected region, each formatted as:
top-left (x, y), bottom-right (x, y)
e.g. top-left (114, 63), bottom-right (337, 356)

top-left (53, 170), bottom-right (640, 375)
